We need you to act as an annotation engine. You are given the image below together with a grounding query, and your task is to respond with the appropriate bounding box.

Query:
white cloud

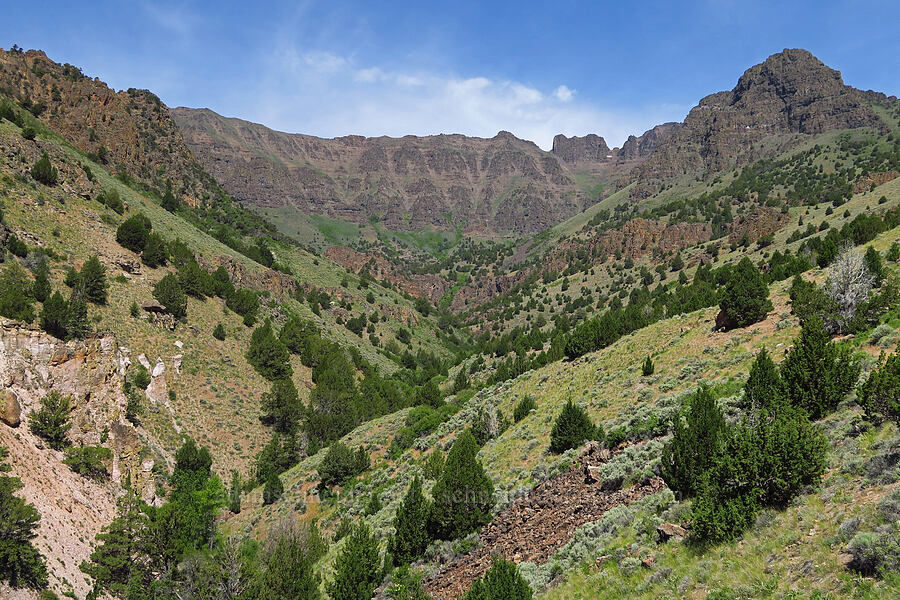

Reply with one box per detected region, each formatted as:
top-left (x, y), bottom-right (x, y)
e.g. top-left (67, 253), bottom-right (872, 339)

top-left (554, 85), bottom-right (575, 102)
top-left (249, 48), bottom-right (687, 150)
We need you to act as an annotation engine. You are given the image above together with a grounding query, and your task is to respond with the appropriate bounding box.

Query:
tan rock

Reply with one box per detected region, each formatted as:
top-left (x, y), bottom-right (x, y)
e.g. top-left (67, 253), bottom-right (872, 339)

top-left (0, 389), bottom-right (21, 427)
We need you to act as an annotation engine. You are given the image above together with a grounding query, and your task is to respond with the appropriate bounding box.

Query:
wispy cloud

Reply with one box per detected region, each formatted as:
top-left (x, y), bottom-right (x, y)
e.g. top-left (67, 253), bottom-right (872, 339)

top-left (250, 46), bottom-right (687, 149)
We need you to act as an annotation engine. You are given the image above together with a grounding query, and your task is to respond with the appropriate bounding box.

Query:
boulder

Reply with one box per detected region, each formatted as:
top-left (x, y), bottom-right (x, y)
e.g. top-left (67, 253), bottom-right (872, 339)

top-left (141, 300), bottom-right (165, 313)
top-left (657, 522), bottom-right (687, 543)
top-left (0, 389), bottom-right (21, 427)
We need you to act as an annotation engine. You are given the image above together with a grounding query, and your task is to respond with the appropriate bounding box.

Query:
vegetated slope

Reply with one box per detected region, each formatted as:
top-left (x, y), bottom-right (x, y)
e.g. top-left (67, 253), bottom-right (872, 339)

top-left (173, 107), bottom-right (606, 235)
top-left (229, 218), bottom-right (899, 599)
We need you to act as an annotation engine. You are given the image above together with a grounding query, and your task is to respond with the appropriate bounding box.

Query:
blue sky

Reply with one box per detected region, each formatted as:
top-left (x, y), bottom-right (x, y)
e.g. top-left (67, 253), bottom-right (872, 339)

top-left (2, 1), bottom-right (898, 149)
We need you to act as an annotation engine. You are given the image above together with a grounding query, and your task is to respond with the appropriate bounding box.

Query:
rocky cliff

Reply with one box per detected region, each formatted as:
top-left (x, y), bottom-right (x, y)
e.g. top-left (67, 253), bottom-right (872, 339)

top-left (627, 49), bottom-right (891, 198)
top-left (173, 109), bottom-right (594, 235)
top-left (0, 320), bottom-right (159, 599)
top-left (551, 133), bottom-right (611, 163)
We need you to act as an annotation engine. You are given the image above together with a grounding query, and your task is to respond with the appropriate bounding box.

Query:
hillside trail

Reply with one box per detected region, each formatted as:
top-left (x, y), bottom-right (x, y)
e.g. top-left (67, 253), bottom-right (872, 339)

top-left (424, 442), bottom-right (667, 600)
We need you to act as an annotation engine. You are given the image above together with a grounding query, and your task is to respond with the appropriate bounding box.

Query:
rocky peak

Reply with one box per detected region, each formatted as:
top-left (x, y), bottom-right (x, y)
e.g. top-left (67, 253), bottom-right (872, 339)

top-left (551, 133), bottom-right (611, 163)
top-left (617, 122), bottom-right (681, 160)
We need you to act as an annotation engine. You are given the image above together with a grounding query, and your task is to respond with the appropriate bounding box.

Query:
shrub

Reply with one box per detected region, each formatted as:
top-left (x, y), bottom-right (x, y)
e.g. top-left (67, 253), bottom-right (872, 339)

top-left (513, 396), bottom-right (537, 423)
top-left (153, 273), bottom-right (187, 319)
top-left (29, 391), bottom-right (72, 450)
top-left (429, 430), bottom-right (494, 540)
top-left (549, 400), bottom-right (597, 454)
top-left (30, 152), bottom-right (58, 185)
top-left (63, 445), bottom-right (112, 480)
top-left (131, 364), bottom-right (151, 390)
top-left (781, 316), bottom-right (859, 419)
top-left (212, 323), bottom-right (226, 340)
top-left (858, 351), bottom-right (900, 423)
top-left (100, 188), bottom-right (124, 214)
top-left (719, 258), bottom-right (772, 328)
top-left (847, 529), bottom-right (900, 578)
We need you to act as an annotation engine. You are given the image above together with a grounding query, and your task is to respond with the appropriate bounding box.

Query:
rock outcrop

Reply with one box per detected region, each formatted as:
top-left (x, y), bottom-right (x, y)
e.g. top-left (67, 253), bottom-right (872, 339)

top-left (551, 133), bottom-right (611, 164)
top-left (628, 49), bottom-right (890, 198)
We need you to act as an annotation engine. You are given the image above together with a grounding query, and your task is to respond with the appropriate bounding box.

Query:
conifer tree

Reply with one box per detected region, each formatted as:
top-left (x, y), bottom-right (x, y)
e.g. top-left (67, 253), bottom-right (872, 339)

top-left (29, 391), bottom-right (72, 450)
top-left (253, 522), bottom-right (324, 600)
top-left (780, 316), bottom-right (859, 419)
top-left (262, 473), bottom-right (283, 505)
top-left (246, 320), bottom-right (293, 381)
top-left (80, 255), bottom-right (108, 304)
top-left (64, 288), bottom-right (90, 339)
top-left (857, 350), bottom-right (900, 423)
top-left (141, 232), bottom-right (167, 268)
top-left (0, 446), bottom-right (48, 589)
top-left (30, 151), bottom-right (57, 185)
top-left (719, 257), bottom-right (772, 328)
top-left (660, 386), bottom-right (726, 498)
top-left (153, 273), bottom-right (187, 319)
top-left (228, 470), bottom-right (242, 514)
top-left (463, 557), bottom-right (532, 600)
top-left (116, 214), bottom-right (151, 253)
top-left (429, 430), bottom-right (494, 540)
top-left (641, 355), bottom-right (655, 376)
top-left (40, 290), bottom-right (68, 339)
top-left (388, 476), bottom-right (431, 566)
top-left (31, 256), bottom-right (51, 302)
top-left (743, 349), bottom-right (782, 413)
top-left (549, 400), bottom-right (596, 454)
top-left (327, 523), bottom-right (382, 600)
top-left (0, 261), bottom-right (35, 322)
top-left (260, 378), bottom-right (303, 434)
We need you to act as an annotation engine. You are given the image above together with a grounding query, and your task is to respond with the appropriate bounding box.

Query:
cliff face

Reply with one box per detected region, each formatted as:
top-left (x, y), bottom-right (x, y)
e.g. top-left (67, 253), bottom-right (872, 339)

top-left (173, 109), bottom-right (594, 235)
top-left (0, 49), bottom-right (218, 206)
top-left (0, 321), bottom-right (158, 599)
top-left (551, 133), bottom-right (611, 163)
top-left (628, 49), bottom-right (890, 198)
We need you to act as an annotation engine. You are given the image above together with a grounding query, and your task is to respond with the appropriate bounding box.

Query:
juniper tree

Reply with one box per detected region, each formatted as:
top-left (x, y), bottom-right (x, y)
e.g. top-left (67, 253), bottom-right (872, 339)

top-left (327, 522), bottom-right (382, 600)
top-left (388, 476), bottom-right (431, 566)
top-left (429, 430), bottom-right (494, 540)
top-left (743, 349), bottom-right (782, 413)
top-left (153, 273), bottom-right (187, 319)
top-left (549, 400), bottom-right (596, 454)
top-left (641, 355), bottom-right (655, 376)
top-left (0, 261), bottom-right (35, 322)
top-left (0, 446), bottom-right (48, 589)
top-left (858, 351), bottom-right (900, 423)
top-left (659, 386), bottom-right (726, 498)
top-left (260, 378), bottom-right (303, 434)
top-left (780, 316), bottom-right (859, 419)
top-left (116, 214), bottom-right (151, 253)
top-left (40, 290), bottom-right (68, 338)
top-left (246, 320), bottom-right (293, 381)
top-left (29, 391), bottom-right (72, 450)
top-left (30, 152), bottom-right (57, 185)
top-left (80, 255), bottom-right (108, 304)
top-left (719, 257), bottom-right (772, 328)
top-left (31, 256), bottom-right (51, 302)
top-left (141, 232), bottom-right (168, 268)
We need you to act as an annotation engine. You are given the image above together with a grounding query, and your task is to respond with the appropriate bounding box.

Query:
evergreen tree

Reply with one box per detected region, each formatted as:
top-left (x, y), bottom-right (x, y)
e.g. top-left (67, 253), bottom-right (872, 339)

top-left (30, 152), bottom-right (57, 185)
top-left (719, 257), bottom-right (772, 328)
top-left (246, 321), bottom-right (293, 381)
top-left (549, 400), bottom-right (596, 454)
top-left (81, 487), bottom-right (151, 597)
top-left (0, 261), bottom-right (35, 322)
top-left (416, 379), bottom-right (442, 408)
top-left (64, 288), bottom-right (90, 339)
top-left (141, 232), bottom-right (167, 268)
top-left (260, 378), bottom-right (304, 434)
top-left (429, 430), bottom-right (494, 540)
top-left (31, 256), bottom-right (51, 302)
top-left (743, 349), bottom-right (782, 413)
top-left (864, 246), bottom-right (884, 284)
top-left (469, 557), bottom-right (533, 600)
top-left (40, 290), bottom-right (68, 338)
top-left (212, 323), bottom-right (226, 341)
top-left (660, 386), bottom-right (726, 498)
top-left (327, 523), bottom-right (382, 600)
top-left (858, 351), bottom-right (900, 423)
top-left (80, 255), bottom-right (108, 304)
top-left (780, 316), bottom-right (859, 419)
top-left (116, 214), bottom-right (151, 253)
top-left (0, 446), bottom-right (48, 589)
top-left (262, 473), bottom-right (283, 505)
top-left (641, 355), bottom-right (655, 376)
top-left (227, 470), bottom-right (242, 514)
top-left (388, 476), bottom-right (431, 566)
top-left (253, 522), bottom-right (324, 600)
top-left (161, 180), bottom-right (180, 212)
top-left (153, 273), bottom-right (187, 319)
top-left (161, 439), bottom-right (223, 557)
top-left (29, 391), bottom-right (72, 450)
top-left (319, 442), bottom-right (370, 488)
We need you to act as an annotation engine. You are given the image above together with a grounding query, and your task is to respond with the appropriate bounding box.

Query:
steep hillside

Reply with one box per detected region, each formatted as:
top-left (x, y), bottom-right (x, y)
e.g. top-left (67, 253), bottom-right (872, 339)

top-left (173, 107), bottom-right (604, 235)
top-left (628, 48), bottom-right (893, 198)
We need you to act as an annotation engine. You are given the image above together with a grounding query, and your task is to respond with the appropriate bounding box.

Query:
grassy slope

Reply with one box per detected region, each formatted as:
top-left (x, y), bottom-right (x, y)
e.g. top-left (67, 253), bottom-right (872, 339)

top-left (0, 118), bottom-right (452, 475)
top-left (227, 215), bottom-right (899, 597)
